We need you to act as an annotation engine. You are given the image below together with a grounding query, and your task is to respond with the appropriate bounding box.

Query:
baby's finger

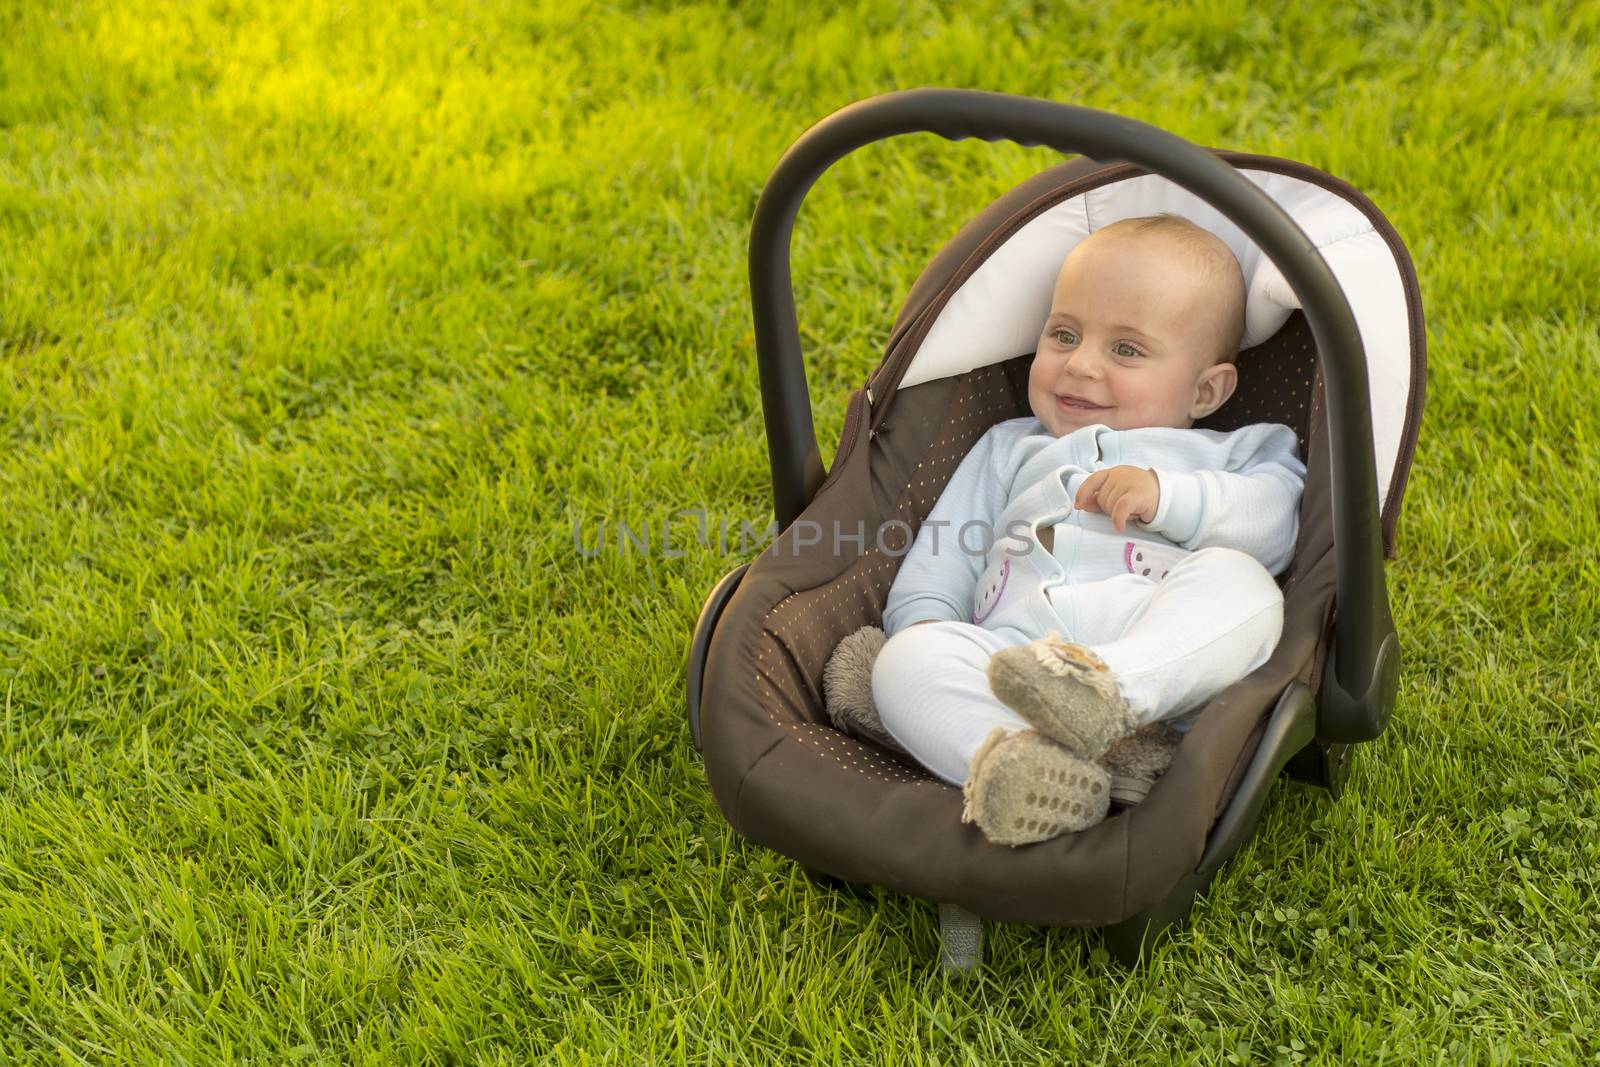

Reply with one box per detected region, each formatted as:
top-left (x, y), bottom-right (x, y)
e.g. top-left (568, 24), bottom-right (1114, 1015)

top-left (1111, 493), bottom-right (1137, 532)
top-left (1074, 472), bottom-right (1105, 511)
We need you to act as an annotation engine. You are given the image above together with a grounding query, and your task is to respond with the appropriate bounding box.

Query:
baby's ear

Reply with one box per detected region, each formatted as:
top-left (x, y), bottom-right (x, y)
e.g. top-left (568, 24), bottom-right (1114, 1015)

top-left (1189, 360), bottom-right (1239, 420)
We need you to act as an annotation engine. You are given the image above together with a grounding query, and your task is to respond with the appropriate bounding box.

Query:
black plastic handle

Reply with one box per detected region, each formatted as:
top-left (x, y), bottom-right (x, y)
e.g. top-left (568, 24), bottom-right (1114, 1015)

top-left (748, 88), bottom-right (1395, 737)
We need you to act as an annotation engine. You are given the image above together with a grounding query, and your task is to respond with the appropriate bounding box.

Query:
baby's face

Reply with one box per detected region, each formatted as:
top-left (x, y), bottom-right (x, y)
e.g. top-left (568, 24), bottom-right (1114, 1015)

top-left (1028, 232), bottom-right (1236, 436)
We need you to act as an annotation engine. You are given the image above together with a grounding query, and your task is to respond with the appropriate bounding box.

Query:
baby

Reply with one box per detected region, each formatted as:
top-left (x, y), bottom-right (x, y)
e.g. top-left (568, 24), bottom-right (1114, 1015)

top-left (870, 213), bottom-right (1306, 846)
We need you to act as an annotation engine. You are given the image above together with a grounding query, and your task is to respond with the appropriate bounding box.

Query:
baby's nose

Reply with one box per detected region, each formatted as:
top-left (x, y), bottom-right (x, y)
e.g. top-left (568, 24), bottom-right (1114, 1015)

top-left (1063, 349), bottom-right (1102, 377)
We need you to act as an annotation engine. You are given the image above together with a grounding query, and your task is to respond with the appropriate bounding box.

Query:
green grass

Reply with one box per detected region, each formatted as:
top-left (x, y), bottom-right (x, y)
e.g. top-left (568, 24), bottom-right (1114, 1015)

top-left (1, 0), bottom-right (1598, 1061)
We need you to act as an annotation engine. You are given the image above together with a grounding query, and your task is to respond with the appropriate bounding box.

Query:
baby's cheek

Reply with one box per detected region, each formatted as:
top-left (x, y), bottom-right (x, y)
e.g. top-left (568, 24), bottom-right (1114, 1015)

top-left (1025, 368), bottom-right (1047, 401)
top-left (1026, 354), bottom-right (1056, 394)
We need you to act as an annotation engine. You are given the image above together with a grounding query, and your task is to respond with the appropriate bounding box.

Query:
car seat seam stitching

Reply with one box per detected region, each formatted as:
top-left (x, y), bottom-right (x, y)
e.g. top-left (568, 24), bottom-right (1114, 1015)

top-left (733, 734), bottom-right (787, 821)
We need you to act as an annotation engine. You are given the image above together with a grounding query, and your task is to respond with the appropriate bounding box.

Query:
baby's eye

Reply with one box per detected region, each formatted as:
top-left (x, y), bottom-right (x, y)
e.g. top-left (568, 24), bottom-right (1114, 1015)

top-left (1112, 341), bottom-right (1145, 358)
top-left (1052, 327), bottom-right (1078, 345)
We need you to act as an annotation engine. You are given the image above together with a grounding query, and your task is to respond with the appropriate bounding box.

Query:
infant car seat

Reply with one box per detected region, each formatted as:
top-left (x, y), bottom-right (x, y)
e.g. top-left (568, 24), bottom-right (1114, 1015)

top-left (686, 90), bottom-right (1425, 969)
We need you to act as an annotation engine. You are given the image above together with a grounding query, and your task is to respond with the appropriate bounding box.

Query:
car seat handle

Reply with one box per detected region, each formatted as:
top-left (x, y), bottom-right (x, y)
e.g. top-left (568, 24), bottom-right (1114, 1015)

top-left (750, 88), bottom-right (1395, 733)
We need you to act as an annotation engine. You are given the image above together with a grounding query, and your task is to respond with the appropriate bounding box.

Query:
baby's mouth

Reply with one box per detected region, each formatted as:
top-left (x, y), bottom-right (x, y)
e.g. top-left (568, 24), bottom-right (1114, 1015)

top-left (1056, 394), bottom-right (1109, 412)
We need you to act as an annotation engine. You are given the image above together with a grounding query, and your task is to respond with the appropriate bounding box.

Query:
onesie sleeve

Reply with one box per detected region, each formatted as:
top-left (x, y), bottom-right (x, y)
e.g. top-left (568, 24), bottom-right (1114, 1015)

top-left (1143, 423), bottom-right (1307, 576)
top-left (882, 425), bottom-right (1012, 635)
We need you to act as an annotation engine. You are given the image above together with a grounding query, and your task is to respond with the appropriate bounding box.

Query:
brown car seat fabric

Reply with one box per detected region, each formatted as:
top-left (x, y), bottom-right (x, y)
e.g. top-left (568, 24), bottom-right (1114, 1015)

top-left (701, 317), bottom-right (1337, 926)
top-left (700, 152), bottom-right (1421, 927)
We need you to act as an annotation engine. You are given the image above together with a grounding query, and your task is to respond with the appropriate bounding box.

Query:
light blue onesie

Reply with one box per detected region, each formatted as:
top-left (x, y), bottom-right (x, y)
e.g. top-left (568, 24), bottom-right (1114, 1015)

top-left (871, 417), bottom-right (1305, 787)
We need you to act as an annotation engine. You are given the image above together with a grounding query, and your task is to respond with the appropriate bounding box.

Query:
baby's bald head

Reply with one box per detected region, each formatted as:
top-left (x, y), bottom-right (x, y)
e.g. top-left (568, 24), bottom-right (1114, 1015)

top-left (1073, 214), bottom-right (1247, 367)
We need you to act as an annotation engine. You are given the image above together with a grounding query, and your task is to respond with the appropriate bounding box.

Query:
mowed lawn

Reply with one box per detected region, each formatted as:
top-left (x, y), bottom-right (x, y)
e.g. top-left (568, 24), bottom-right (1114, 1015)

top-left (2, 1), bottom-right (1598, 1061)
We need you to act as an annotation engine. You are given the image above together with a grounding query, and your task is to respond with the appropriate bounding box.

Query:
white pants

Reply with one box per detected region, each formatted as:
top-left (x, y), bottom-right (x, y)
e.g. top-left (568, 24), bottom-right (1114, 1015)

top-left (870, 547), bottom-right (1284, 787)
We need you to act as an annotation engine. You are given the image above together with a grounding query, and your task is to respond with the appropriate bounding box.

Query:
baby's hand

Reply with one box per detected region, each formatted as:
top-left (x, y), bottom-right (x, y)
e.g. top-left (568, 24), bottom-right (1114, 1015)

top-left (1074, 465), bottom-right (1160, 532)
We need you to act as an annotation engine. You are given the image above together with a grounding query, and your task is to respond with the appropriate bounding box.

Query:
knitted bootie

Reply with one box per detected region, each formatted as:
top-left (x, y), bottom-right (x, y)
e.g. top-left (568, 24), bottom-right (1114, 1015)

top-left (986, 633), bottom-right (1137, 761)
top-left (821, 626), bottom-right (907, 752)
top-left (960, 727), bottom-right (1111, 846)
top-left (1101, 721), bottom-right (1185, 805)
